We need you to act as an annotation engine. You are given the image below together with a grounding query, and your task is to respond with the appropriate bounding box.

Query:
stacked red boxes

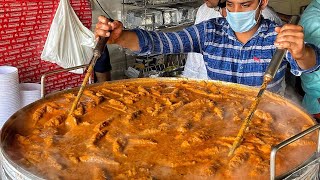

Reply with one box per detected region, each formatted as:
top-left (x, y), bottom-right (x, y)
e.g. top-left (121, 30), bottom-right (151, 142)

top-left (0, 0), bottom-right (92, 95)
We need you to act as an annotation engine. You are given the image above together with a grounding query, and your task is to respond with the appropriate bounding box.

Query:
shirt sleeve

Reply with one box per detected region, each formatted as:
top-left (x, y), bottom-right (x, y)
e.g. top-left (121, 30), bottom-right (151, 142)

top-left (183, 52), bottom-right (209, 79)
top-left (132, 23), bottom-right (206, 55)
top-left (286, 43), bottom-right (320, 76)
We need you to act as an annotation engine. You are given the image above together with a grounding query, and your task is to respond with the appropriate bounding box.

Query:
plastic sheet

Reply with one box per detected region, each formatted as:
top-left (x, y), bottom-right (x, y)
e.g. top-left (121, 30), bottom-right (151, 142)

top-left (20, 83), bottom-right (41, 108)
top-left (41, 0), bottom-right (95, 74)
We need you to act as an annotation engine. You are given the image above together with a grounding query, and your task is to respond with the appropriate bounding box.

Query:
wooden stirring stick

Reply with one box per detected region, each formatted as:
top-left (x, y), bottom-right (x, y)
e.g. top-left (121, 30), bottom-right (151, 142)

top-left (228, 16), bottom-right (300, 156)
top-left (65, 36), bottom-right (108, 126)
top-left (228, 79), bottom-right (270, 156)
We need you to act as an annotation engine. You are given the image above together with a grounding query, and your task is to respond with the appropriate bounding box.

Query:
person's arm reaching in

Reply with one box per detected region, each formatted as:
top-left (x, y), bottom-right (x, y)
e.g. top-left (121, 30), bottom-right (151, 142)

top-left (95, 16), bottom-right (140, 52)
top-left (275, 24), bottom-right (317, 70)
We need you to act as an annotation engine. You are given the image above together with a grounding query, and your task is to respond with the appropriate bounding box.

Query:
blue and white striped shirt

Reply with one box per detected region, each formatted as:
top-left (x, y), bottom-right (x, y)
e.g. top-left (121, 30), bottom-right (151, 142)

top-left (133, 18), bottom-right (320, 93)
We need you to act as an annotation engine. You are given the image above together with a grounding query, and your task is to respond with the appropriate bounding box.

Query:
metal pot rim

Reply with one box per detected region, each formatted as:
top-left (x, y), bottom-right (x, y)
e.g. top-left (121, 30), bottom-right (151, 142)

top-left (0, 77), bottom-right (317, 179)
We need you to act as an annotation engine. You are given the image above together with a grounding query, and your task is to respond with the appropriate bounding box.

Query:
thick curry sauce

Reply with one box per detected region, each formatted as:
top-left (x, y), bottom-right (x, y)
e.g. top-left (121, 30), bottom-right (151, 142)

top-left (4, 79), bottom-right (317, 179)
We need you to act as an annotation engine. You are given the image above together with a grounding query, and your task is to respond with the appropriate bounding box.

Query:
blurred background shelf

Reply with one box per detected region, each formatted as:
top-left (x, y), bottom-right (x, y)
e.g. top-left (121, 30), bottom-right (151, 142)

top-left (121, 0), bottom-right (199, 78)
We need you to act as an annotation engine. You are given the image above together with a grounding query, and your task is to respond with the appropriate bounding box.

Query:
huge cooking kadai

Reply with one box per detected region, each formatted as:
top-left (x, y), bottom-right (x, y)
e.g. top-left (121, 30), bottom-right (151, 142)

top-left (1, 78), bottom-right (319, 180)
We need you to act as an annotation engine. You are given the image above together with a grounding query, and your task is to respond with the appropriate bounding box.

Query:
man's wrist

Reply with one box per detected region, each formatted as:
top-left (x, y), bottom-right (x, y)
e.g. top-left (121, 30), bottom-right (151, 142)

top-left (295, 45), bottom-right (317, 70)
top-left (295, 45), bottom-right (308, 62)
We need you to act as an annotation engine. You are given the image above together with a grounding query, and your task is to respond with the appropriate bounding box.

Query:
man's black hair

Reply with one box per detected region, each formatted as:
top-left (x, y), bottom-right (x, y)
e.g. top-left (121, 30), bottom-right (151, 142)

top-left (217, 0), bottom-right (226, 8)
top-left (217, 0), bottom-right (261, 9)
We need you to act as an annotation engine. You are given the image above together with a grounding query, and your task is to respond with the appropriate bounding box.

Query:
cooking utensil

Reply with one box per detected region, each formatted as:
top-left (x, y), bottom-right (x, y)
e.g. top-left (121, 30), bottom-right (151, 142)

top-left (0, 78), bottom-right (318, 180)
top-left (228, 16), bottom-right (301, 156)
top-left (68, 38), bottom-right (107, 112)
top-left (66, 19), bottom-right (113, 126)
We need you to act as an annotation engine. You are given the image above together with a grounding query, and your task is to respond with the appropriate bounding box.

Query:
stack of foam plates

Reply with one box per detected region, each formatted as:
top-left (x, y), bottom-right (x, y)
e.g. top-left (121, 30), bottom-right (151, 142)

top-left (20, 83), bottom-right (41, 108)
top-left (0, 66), bottom-right (20, 128)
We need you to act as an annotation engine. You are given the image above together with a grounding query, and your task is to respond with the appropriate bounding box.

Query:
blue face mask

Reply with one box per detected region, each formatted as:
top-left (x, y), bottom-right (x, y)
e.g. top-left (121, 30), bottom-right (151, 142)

top-left (226, 2), bottom-right (261, 33)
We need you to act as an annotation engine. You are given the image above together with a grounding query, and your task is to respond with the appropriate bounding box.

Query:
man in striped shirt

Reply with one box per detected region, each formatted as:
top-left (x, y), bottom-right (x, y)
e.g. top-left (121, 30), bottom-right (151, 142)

top-left (95, 0), bottom-right (320, 94)
top-left (183, 0), bottom-right (283, 80)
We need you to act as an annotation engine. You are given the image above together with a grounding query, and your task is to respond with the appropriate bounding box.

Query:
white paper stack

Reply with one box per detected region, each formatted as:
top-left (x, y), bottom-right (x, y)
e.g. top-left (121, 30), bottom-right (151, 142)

top-left (20, 83), bottom-right (41, 108)
top-left (0, 66), bottom-right (21, 128)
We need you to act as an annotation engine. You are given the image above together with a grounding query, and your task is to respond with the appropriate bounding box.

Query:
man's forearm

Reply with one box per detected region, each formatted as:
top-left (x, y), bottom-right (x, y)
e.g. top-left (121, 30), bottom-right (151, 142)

top-left (113, 30), bottom-right (140, 52)
top-left (296, 45), bottom-right (317, 70)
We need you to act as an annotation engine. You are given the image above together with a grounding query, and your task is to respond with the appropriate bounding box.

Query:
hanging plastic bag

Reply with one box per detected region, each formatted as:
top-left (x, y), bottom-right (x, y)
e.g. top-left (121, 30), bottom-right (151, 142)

top-left (41, 0), bottom-right (95, 74)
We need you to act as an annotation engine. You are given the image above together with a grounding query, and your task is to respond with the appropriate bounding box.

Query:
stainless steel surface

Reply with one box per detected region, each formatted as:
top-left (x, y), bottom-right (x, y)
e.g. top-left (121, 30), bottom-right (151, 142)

top-left (40, 64), bottom-right (89, 98)
top-left (1, 78), bottom-right (318, 179)
top-left (270, 123), bottom-right (320, 180)
top-left (283, 157), bottom-right (319, 180)
top-left (1, 149), bottom-right (44, 180)
top-left (263, 48), bottom-right (287, 82)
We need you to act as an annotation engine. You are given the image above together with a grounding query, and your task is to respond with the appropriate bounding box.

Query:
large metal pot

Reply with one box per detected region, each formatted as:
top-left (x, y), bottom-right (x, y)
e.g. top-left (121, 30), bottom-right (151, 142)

top-left (0, 78), bottom-right (319, 180)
